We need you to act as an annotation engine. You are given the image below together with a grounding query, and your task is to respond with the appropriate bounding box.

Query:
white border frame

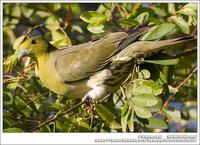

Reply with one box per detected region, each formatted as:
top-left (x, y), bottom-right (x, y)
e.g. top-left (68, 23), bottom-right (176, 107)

top-left (0, 0), bottom-right (199, 145)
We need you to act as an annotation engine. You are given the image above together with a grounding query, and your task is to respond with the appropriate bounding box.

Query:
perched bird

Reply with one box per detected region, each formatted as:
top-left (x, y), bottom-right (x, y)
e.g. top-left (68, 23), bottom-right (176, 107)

top-left (18, 26), bottom-right (195, 102)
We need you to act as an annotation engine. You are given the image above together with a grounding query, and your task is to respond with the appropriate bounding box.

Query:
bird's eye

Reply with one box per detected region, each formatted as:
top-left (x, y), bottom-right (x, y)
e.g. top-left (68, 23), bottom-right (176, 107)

top-left (31, 39), bottom-right (37, 44)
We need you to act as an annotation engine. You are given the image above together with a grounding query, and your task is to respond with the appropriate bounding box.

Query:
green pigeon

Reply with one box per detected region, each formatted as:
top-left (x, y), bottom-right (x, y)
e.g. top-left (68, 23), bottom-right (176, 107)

top-left (18, 26), bottom-right (196, 102)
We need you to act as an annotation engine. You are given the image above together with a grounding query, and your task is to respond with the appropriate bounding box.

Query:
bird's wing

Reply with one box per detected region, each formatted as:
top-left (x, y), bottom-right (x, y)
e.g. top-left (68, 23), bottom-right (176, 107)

top-left (54, 29), bottom-right (148, 82)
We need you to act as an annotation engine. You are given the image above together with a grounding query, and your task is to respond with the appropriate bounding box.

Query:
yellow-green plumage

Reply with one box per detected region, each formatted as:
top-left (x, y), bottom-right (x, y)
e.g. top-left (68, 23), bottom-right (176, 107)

top-left (18, 28), bottom-right (195, 101)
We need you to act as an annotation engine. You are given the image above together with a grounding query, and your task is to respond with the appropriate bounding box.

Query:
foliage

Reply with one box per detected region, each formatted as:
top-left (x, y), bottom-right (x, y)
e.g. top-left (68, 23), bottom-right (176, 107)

top-left (3, 3), bottom-right (197, 132)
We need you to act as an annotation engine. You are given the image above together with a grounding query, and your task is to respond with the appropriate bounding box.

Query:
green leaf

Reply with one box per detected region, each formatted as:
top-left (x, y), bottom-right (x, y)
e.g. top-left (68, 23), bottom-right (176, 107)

top-left (4, 127), bottom-right (23, 132)
top-left (45, 15), bottom-right (60, 30)
top-left (87, 21), bottom-right (111, 34)
top-left (76, 118), bottom-right (90, 132)
top-left (144, 58), bottom-right (179, 65)
top-left (132, 86), bottom-right (152, 95)
top-left (121, 107), bottom-right (130, 132)
top-left (147, 97), bottom-right (163, 112)
top-left (143, 80), bottom-right (163, 95)
top-left (118, 18), bottom-right (138, 29)
top-left (183, 3), bottom-right (197, 11)
top-left (3, 92), bottom-right (13, 105)
top-left (168, 16), bottom-right (190, 34)
top-left (80, 11), bottom-right (107, 23)
top-left (151, 6), bottom-right (167, 17)
top-left (134, 12), bottom-right (149, 25)
top-left (7, 82), bottom-right (18, 90)
top-left (133, 94), bottom-right (158, 107)
top-left (127, 110), bottom-right (134, 132)
top-left (163, 109), bottom-right (181, 123)
top-left (50, 30), bottom-right (71, 48)
top-left (146, 117), bottom-right (168, 129)
top-left (102, 3), bottom-right (113, 10)
top-left (40, 125), bottom-right (51, 132)
top-left (140, 23), bottom-right (176, 40)
top-left (138, 69), bottom-right (151, 79)
top-left (95, 104), bottom-right (120, 129)
top-left (47, 102), bottom-right (64, 111)
top-left (168, 3), bottom-right (176, 15)
top-left (13, 35), bottom-right (25, 50)
top-left (134, 105), bottom-right (152, 118)
top-left (177, 8), bottom-right (196, 16)
top-left (168, 85), bottom-right (179, 94)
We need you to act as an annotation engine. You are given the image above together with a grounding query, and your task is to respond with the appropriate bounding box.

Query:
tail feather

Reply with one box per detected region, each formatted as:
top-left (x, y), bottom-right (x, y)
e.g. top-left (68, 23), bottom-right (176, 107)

top-left (113, 35), bottom-right (196, 61)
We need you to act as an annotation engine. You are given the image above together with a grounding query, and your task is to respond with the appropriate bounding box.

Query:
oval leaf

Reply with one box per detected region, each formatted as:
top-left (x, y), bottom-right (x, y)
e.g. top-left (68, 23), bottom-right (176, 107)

top-left (138, 69), bottom-right (151, 79)
top-left (87, 21), bottom-right (111, 34)
top-left (134, 12), bottom-right (149, 25)
top-left (13, 35), bottom-right (25, 50)
top-left (143, 80), bottom-right (163, 95)
top-left (163, 109), bottom-right (181, 123)
top-left (140, 23), bottom-right (176, 40)
top-left (168, 16), bottom-right (190, 34)
top-left (146, 97), bottom-right (163, 112)
top-left (134, 105), bottom-right (152, 118)
top-left (132, 86), bottom-right (152, 95)
top-left (133, 94), bottom-right (158, 107)
top-left (183, 3), bottom-right (197, 11)
top-left (146, 117), bottom-right (168, 129)
top-left (177, 8), bottom-right (196, 16)
top-left (127, 110), bottom-right (134, 132)
top-left (80, 11), bottom-right (107, 23)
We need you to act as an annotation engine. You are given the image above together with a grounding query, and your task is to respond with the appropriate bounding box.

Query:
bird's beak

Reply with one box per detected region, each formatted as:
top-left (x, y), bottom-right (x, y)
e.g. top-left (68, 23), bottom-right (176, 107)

top-left (18, 49), bottom-right (29, 61)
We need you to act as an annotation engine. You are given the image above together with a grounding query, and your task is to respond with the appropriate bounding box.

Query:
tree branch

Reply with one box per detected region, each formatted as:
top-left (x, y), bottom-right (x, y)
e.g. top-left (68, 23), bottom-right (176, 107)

top-left (162, 66), bottom-right (197, 110)
top-left (164, 47), bottom-right (197, 58)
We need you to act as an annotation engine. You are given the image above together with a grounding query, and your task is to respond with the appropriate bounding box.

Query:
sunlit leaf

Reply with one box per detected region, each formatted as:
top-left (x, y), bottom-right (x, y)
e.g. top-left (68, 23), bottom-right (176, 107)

top-left (168, 3), bottom-right (176, 15)
top-left (163, 109), bottom-right (181, 123)
top-left (140, 23), bottom-right (176, 40)
top-left (132, 86), bottom-right (152, 95)
top-left (147, 97), bottom-right (163, 112)
top-left (127, 110), bottom-right (134, 132)
top-left (143, 80), bottom-right (163, 95)
top-left (13, 35), bottom-right (26, 50)
top-left (177, 8), bottom-right (196, 16)
top-left (138, 69), bottom-right (151, 79)
top-left (146, 117), bottom-right (168, 129)
top-left (80, 11), bottom-right (107, 23)
top-left (4, 127), bottom-right (23, 132)
top-left (50, 30), bottom-right (72, 48)
top-left (45, 15), bottom-right (60, 30)
top-left (168, 16), bottom-right (190, 34)
top-left (133, 94), bottom-right (158, 107)
top-left (87, 21), bottom-right (111, 33)
top-left (183, 3), bottom-right (197, 11)
top-left (134, 12), bottom-right (149, 25)
top-left (134, 105), bottom-right (152, 118)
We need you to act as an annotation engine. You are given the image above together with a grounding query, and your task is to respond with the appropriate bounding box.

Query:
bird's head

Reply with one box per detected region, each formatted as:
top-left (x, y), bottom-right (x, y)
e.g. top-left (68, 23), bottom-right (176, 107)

top-left (18, 36), bottom-right (49, 61)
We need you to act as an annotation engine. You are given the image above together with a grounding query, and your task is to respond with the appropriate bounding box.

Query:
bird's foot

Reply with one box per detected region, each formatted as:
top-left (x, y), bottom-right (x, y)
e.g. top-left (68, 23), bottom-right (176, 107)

top-left (82, 95), bottom-right (97, 106)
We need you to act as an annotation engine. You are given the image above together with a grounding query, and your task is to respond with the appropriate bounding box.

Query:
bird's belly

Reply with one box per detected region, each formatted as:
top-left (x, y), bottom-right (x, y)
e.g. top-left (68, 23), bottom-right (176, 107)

top-left (37, 66), bottom-right (91, 98)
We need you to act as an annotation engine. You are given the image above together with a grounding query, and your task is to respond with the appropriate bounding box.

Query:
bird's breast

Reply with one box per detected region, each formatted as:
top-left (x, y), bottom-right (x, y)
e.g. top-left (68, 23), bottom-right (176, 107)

top-left (36, 55), bottom-right (90, 98)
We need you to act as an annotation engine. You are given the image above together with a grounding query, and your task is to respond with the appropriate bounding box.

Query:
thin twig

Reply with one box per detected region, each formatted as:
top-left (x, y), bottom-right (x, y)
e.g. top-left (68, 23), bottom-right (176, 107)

top-left (19, 91), bottom-right (51, 110)
top-left (30, 101), bottom-right (85, 132)
top-left (162, 66), bottom-right (197, 110)
top-left (176, 67), bottom-right (197, 90)
top-left (120, 86), bottom-right (127, 100)
top-left (164, 47), bottom-right (197, 58)
top-left (30, 94), bottom-right (112, 132)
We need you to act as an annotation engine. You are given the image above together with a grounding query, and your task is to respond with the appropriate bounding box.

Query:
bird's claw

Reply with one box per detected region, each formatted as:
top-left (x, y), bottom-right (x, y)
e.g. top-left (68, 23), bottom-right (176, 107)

top-left (82, 95), bottom-right (96, 106)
